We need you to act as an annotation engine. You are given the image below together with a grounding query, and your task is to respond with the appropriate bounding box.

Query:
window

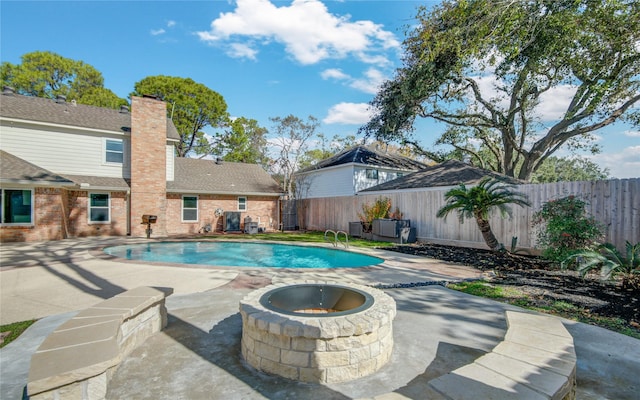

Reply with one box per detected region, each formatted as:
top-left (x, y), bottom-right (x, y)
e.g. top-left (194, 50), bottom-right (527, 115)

top-left (105, 139), bottom-right (123, 164)
top-left (89, 193), bottom-right (110, 223)
top-left (366, 169), bottom-right (378, 180)
top-left (182, 196), bottom-right (198, 222)
top-left (1, 189), bottom-right (33, 224)
top-left (397, 172), bottom-right (404, 178)
top-left (238, 196), bottom-right (247, 211)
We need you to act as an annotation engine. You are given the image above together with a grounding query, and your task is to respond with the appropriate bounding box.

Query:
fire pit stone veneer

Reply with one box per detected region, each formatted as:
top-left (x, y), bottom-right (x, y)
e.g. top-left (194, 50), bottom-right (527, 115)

top-left (239, 281), bottom-right (396, 384)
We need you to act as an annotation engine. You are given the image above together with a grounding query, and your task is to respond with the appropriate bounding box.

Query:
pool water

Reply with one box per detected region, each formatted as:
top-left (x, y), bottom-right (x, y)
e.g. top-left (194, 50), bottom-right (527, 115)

top-left (103, 242), bottom-right (383, 269)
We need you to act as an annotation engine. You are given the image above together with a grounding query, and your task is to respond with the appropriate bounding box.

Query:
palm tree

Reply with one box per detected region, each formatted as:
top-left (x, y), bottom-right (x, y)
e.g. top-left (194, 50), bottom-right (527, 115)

top-left (437, 177), bottom-right (530, 251)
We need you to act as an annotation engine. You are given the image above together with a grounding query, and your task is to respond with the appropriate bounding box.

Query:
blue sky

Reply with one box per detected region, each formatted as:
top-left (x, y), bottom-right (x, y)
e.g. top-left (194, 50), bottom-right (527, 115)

top-left (1, 0), bottom-right (638, 178)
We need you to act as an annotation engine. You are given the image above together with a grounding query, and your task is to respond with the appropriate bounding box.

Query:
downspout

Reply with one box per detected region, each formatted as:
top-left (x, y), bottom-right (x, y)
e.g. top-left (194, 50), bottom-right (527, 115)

top-left (126, 189), bottom-right (131, 235)
top-left (60, 189), bottom-right (70, 239)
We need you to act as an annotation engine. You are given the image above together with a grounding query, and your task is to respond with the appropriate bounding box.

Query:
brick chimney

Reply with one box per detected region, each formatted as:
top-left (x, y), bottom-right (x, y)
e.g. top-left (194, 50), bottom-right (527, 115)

top-left (129, 96), bottom-right (167, 237)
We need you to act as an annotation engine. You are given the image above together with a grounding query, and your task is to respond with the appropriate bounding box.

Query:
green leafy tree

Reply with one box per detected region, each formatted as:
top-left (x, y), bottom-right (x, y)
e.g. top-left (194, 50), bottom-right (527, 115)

top-left (531, 157), bottom-right (610, 183)
top-left (361, 0), bottom-right (640, 180)
top-left (132, 76), bottom-right (229, 157)
top-left (532, 195), bottom-right (605, 263)
top-left (214, 117), bottom-right (270, 168)
top-left (437, 178), bottom-right (530, 251)
top-left (1, 50), bottom-right (126, 107)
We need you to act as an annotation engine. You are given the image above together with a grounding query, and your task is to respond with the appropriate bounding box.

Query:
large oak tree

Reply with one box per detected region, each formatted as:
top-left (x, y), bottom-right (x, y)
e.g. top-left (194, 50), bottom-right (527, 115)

top-left (361, 0), bottom-right (640, 180)
top-left (132, 75), bottom-right (229, 157)
top-left (1, 51), bottom-right (126, 108)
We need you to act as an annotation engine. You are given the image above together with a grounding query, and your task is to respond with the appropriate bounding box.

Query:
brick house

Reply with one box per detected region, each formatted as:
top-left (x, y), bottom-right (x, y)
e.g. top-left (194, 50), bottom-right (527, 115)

top-left (0, 89), bottom-right (283, 242)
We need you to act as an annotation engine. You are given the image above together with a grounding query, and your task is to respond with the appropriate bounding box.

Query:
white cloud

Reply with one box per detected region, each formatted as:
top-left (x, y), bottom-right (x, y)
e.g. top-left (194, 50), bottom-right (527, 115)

top-left (321, 67), bottom-right (386, 94)
top-left (471, 66), bottom-right (576, 122)
top-left (535, 84), bottom-right (576, 121)
top-left (167, 20), bottom-right (176, 28)
top-left (590, 145), bottom-right (640, 179)
top-left (321, 68), bottom-right (349, 80)
top-left (196, 0), bottom-right (399, 64)
top-left (349, 67), bottom-right (385, 94)
top-left (323, 102), bottom-right (373, 124)
top-left (227, 42), bottom-right (258, 60)
top-left (151, 29), bottom-right (166, 36)
top-left (624, 129), bottom-right (640, 137)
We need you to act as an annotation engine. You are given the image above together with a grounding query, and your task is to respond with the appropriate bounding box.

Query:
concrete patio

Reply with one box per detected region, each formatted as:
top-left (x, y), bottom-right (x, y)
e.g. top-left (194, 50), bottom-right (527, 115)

top-left (1, 238), bottom-right (639, 399)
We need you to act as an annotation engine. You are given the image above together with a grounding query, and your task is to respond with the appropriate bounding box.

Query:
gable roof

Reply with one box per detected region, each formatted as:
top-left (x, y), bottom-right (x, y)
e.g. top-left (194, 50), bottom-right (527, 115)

top-left (168, 158), bottom-right (283, 196)
top-left (361, 159), bottom-right (523, 192)
top-left (296, 145), bottom-right (427, 174)
top-left (0, 150), bottom-right (74, 186)
top-left (0, 91), bottom-right (180, 140)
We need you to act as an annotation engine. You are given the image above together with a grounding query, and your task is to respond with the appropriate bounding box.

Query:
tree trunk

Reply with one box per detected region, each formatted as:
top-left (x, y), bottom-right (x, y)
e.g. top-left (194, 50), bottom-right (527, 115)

top-left (475, 216), bottom-right (501, 251)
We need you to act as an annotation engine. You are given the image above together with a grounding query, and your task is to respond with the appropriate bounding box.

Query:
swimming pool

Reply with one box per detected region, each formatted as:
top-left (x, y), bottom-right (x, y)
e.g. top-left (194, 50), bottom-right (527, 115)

top-left (103, 241), bottom-right (383, 269)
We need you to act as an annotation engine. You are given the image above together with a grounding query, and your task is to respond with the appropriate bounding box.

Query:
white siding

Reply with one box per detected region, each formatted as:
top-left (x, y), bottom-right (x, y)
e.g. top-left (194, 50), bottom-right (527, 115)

top-left (298, 165), bottom-right (355, 198)
top-left (353, 166), bottom-right (407, 192)
top-left (166, 145), bottom-right (175, 181)
top-left (0, 121), bottom-right (130, 178)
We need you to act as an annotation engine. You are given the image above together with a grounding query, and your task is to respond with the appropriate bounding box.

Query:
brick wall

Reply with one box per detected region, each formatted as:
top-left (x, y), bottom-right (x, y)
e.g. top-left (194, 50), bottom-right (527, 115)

top-left (67, 191), bottom-right (127, 237)
top-left (0, 188), bottom-right (65, 242)
top-left (165, 194), bottom-right (279, 235)
top-left (130, 96), bottom-right (167, 237)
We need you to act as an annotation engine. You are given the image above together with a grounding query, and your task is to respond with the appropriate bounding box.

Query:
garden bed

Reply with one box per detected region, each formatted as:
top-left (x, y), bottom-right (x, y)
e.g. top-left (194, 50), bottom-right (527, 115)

top-left (387, 243), bottom-right (640, 337)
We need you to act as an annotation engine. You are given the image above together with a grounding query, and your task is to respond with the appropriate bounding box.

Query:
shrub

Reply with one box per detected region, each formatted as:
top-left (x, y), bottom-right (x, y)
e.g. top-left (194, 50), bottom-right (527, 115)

top-left (532, 195), bottom-right (605, 264)
top-left (357, 197), bottom-right (392, 232)
top-left (562, 241), bottom-right (640, 291)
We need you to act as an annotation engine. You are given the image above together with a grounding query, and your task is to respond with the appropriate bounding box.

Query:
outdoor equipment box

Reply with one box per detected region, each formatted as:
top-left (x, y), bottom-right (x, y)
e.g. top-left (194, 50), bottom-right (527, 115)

top-left (349, 222), bottom-right (363, 237)
top-left (224, 212), bottom-right (241, 232)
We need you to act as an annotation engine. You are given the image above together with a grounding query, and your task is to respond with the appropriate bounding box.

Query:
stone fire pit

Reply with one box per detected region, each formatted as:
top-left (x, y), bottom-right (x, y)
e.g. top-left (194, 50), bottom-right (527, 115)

top-left (239, 282), bottom-right (396, 383)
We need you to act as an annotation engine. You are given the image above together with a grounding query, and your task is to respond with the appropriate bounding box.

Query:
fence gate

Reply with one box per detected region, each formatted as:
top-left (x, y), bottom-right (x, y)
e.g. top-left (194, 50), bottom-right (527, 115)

top-left (280, 200), bottom-right (298, 230)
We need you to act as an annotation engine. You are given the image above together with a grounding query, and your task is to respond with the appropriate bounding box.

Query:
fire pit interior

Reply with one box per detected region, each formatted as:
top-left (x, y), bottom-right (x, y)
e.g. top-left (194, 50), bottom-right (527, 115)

top-left (240, 282), bottom-right (396, 383)
top-left (259, 284), bottom-right (374, 316)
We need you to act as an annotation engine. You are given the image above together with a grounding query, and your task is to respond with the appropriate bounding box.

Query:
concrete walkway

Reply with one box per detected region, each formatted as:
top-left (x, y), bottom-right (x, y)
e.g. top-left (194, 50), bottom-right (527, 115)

top-left (1, 238), bottom-right (639, 399)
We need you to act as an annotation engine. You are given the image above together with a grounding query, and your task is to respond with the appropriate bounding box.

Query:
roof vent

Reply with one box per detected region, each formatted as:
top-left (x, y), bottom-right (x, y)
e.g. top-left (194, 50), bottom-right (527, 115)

top-left (55, 94), bottom-right (66, 104)
top-left (215, 158), bottom-right (223, 165)
top-left (2, 86), bottom-right (15, 95)
top-left (119, 105), bottom-right (130, 113)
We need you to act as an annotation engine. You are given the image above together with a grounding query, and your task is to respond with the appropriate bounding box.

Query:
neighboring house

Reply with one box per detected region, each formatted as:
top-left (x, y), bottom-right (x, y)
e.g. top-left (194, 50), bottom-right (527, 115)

top-left (294, 145), bottom-right (428, 198)
top-left (360, 159), bottom-right (522, 194)
top-left (0, 89), bottom-right (282, 242)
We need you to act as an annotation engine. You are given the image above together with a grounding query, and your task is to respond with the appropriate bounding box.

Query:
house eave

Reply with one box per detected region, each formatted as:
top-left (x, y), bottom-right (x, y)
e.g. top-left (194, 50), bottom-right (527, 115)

top-left (0, 179), bottom-right (77, 188)
top-left (166, 189), bottom-right (283, 197)
top-left (0, 116), bottom-right (127, 136)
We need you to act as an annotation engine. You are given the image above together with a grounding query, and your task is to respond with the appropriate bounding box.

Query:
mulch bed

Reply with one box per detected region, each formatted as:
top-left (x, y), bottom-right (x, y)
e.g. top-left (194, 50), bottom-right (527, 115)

top-left (386, 243), bottom-right (639, 330)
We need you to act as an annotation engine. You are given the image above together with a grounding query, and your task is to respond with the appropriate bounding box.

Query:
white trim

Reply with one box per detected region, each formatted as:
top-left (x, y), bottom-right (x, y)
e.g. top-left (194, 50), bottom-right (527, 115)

top-left (103, 138), bottom-right (124, 165)
top-left (237, 196), bottom-right (247, 211)
top-left (182, 195), bottom-right (199, 222)
top-left (88, 192), bottom-right (111, 224)
top-left (0, 188), bottom-right (34, 226)
top-left (0, 117), bottom-right (126, 136)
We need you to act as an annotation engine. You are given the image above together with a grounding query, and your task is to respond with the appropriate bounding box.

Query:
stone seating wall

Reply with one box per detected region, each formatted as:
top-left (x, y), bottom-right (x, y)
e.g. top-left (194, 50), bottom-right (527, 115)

top-left (27, 286), bottom-right (172, 400)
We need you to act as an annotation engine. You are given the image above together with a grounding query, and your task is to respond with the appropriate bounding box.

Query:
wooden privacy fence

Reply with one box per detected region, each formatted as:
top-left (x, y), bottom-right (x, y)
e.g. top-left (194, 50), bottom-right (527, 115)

top-left (301, 178), bottom-right (639, 251)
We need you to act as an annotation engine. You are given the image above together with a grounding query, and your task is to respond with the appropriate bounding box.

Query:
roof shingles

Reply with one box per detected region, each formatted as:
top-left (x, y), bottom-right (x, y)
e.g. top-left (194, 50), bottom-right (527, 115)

top-left (168, 158), bottom-right (282, 195)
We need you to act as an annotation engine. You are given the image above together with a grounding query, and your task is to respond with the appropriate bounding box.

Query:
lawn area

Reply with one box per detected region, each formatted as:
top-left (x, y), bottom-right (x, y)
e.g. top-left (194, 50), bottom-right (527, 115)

top-left (196, 230), bottom-right (396, 249)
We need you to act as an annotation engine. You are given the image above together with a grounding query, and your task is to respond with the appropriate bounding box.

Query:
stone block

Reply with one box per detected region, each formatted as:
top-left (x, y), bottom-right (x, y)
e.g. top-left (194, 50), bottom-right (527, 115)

top-left (281, 350), bottom-right (310, 367)
top-left (260, 358), bottom-right (299, 380)
top-left (311, 350), bottom-right (350, 368)
top-left (349, 346), bottom-right (371, 364)
top-left (429, 363), bottom-right (547, 400)
top-left (254, 342), bottom-right (281, 362)
top-left (291, 337), bottom-right (325, 352)
top-left (504, 326), bottom-right (575, 358)
top-left (326, 364), bottom-right (361, 383)
top-left (299, 367), bottom-right (327, 383)
top-left (475, 352), bottom-right (571, 398)
top-left (492, 341), bottom-right (576, 378)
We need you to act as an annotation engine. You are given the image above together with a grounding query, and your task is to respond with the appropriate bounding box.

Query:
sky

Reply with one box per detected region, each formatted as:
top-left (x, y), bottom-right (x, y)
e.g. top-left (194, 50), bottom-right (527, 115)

top-left (1, 0), bottom-right (638, 178)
